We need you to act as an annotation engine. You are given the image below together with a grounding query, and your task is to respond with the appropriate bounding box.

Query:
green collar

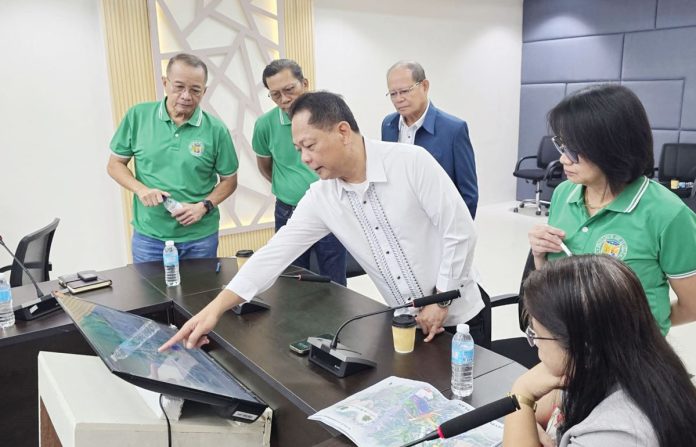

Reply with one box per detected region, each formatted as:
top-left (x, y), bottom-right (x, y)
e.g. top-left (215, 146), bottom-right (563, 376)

top-left (567, 176), bottom-right (650, 214)
top-left (278, 107), bottom-right (291, 126)
top-left (157, 97), bottom-right (203, 127)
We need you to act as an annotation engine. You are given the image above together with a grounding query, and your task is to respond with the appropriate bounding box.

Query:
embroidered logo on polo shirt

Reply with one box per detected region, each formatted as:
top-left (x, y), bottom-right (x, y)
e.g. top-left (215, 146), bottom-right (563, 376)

top-left (594, 234), bottom-right (628, 259)
top-left (189, 140), bottom-right (204, 157)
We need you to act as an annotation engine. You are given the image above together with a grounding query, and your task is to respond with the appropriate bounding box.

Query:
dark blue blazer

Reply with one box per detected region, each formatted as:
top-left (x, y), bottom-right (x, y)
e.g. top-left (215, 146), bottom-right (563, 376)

top-left (381, 103), bottom-right (479, 218)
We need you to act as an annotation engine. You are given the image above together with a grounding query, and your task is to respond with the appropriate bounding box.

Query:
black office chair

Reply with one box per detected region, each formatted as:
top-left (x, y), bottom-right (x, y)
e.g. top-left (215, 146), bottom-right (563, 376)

top-left (684, 177), bottom-right (696, 213)
top-left (345, 251), bottom-right (365, 278)
top-left (658, 143), bottom-right (696, 199)
top-left (481, 250), bottom-right (540, 369)
top-left (0, 218), bottom-right (60, 287)
top-left (513, 136), bottom-right (564, 216)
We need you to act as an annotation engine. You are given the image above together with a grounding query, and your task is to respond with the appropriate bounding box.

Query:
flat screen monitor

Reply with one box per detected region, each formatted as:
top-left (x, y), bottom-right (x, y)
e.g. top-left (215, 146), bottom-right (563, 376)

top-left (57, 293), bottom-right (267, 422)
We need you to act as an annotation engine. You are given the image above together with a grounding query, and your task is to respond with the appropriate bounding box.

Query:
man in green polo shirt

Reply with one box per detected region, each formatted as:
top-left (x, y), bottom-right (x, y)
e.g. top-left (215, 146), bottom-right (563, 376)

top-left (107, 53), bottom-right (238, 263)
top-left (253, 59), bottom-right (346, 285)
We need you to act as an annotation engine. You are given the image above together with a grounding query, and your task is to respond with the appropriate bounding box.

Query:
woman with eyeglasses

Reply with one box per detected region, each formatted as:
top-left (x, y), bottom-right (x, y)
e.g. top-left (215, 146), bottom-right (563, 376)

top-left (528, 84), bottom-right (696, 334)
top-left (503, 255), bottom-right (696, 447)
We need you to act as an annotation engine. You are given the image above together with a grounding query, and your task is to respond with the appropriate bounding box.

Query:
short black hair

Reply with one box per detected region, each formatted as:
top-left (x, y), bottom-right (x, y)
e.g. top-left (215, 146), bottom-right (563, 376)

top-left (262, 59), bottom-right (304, 88)
top-left (166, 53), bottom-right (208, 84)
top-left (548, 84), bottom-right (654, 194)
top-left (288, 91), bottom-right (360, 133)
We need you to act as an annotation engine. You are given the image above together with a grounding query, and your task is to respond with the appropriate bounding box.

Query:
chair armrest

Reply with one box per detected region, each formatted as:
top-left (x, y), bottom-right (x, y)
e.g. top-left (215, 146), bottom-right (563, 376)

top-left (490, 293), bottom-right (520, 308)
top-left (543, 160), bottom-right (564, 180)
top-left (0, 265), bottom-right (10, 273)
top-left (514, 155), bottom-right (537, 172)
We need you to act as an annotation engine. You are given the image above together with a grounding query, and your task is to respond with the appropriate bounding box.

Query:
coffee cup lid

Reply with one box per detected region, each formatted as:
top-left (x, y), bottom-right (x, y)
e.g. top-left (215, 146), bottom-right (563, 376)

top-left (392, 314), bottom-right (416, 328)
top-left (236, 249), bottom-right (254, 258)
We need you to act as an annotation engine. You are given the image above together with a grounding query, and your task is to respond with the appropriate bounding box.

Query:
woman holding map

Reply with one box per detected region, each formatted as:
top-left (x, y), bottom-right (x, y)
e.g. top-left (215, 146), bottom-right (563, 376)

top-left (503, 255), bottom-right (696, 447)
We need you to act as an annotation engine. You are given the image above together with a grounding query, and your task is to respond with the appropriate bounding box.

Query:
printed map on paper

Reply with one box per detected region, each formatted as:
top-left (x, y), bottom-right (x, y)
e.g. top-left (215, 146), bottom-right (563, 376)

top-left (309, 376), bottom-right (503, 447)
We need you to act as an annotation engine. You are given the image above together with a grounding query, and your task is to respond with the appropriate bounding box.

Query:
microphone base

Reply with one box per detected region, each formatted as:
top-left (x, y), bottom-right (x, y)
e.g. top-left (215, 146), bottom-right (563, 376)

top-left (14, 293), bottom-right (62, 321)
top-left (307, 337), bottom-right (376, 378)
top-left (231, 299), bottom-right (271, 315)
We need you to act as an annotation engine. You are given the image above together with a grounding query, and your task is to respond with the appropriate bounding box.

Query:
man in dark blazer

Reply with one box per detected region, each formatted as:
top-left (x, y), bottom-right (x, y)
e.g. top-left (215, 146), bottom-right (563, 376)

top-left (381, 61), bottom-right (479, 218)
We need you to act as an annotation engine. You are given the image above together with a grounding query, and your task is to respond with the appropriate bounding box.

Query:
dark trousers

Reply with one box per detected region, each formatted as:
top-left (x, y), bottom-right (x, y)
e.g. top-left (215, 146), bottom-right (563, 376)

top-left (445, 306), bottom-right (487, 347)
top-left (275, 200), bottom-right (348, 286)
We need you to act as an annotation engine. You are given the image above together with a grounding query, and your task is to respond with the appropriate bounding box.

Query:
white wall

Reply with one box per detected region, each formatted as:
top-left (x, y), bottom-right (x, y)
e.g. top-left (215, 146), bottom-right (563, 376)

top-left (0, 0), bottom-right (523, 280)
top-left (0, 0), bottom-right (126, 277)
top-left (313, 0), bottom-right (523, 206)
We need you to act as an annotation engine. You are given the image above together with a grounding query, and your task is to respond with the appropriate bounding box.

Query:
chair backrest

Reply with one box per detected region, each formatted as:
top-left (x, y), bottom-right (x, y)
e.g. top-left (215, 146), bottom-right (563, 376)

top-left (9, 218), bottom-right (60, 287)
top-left (479, 250), bottom-right (536, 348)
top-left (659, 143), bottom-right (696, 181)
top-left (537, 136), bottom-right (561, 168)
top-left (517, 250), bottom-right (537, 332)
top-left (345, 251), bottom-right (365, 278)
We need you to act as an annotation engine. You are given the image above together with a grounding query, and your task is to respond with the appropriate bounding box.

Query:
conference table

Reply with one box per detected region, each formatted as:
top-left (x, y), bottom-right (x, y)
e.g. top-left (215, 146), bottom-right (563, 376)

top-left (0, 258), bottom-right (525, 446)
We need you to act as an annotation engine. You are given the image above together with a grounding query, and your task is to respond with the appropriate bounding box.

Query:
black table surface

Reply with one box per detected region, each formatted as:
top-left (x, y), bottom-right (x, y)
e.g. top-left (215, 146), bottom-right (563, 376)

top-left (174, 277), bottom-right (513, 416)
top-left (0, 265), bottom-right (169, 348)
top-left (1, 258), bottom-right (522, 446)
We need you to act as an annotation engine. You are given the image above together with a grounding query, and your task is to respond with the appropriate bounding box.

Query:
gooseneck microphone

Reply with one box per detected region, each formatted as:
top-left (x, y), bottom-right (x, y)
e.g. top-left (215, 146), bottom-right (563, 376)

top-left (329, 290), bottom-right (460, 350)
top-left (0, 235), bottom-right (61, 321)
top-left (400, 394), bottom-right (521, 447)
top-left (307, 289), bottom-right (461, 377)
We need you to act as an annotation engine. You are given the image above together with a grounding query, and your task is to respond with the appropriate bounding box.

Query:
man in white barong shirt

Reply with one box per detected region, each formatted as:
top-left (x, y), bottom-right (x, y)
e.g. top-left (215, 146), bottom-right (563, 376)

top-left (161, 91), bottom-right (485, 352)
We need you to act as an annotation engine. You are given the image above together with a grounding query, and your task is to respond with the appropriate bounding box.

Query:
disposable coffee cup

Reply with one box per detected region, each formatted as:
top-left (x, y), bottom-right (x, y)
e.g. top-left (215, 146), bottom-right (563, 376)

top-left (235, 249), bottom-right (254, 268)
top-left (392, 314), bottom-right (417, 354)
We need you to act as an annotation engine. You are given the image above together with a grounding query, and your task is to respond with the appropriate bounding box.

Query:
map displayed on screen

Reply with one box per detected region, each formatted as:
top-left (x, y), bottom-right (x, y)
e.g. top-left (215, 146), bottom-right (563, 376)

top-left (57, 293), bottom-right (262, 407)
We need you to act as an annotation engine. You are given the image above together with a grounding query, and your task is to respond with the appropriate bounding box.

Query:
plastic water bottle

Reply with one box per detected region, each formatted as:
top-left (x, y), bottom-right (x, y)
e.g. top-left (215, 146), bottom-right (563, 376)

top-left (0, 273), bottom-right (15, 328)
top-left (163, 241), bottom-right (180, 287)
top-left (163, 196), bottom-right (183, 213)
top-left (451, 323), bottom-right (474, 397)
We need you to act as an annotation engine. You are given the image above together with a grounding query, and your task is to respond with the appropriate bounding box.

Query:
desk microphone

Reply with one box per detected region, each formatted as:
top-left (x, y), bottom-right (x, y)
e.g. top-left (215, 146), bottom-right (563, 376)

top-left (307, 289), bottom-right (461, 377)
top-left (400, 394), bottom-right (521, 447)
top-left (0, 235), bottom-right (61, 321)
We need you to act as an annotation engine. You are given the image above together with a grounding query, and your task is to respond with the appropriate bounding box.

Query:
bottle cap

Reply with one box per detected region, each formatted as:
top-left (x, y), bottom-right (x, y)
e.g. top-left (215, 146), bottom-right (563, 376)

top-left (456, 323), bottom-right (469, 334)
top-left (165, 240), bottom-right (175, 246)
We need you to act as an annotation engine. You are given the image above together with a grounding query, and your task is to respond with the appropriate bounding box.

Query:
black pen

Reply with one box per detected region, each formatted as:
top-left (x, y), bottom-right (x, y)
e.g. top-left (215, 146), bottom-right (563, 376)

top-left (215, 262), bottom-right (221, 273)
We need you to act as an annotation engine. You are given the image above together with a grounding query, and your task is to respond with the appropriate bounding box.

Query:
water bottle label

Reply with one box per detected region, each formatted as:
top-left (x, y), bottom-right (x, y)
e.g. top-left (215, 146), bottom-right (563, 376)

top-left (0, 290), bottom-right (11, 304)
top-left (452, 347), bottom-right (474, 365)
top-left (163, 252), bottom-right (179, 267)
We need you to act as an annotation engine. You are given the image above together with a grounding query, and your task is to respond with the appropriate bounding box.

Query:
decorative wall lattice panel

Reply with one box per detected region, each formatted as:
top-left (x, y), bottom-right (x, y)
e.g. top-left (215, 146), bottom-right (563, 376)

top-left (147, 0), bottom-right (285, 234)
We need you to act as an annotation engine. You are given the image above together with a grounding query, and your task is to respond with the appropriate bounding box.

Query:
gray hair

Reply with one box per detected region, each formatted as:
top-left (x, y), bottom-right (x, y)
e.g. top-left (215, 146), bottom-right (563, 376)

top-left (166, 53), bottom-right (208, 83)
top-left (387, 60), bottom-right (426, 83)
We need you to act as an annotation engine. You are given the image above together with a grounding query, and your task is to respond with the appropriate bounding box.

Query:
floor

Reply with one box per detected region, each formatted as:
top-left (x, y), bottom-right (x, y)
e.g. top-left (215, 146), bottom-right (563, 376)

top-left (347, 200), bottom-right (696, 374)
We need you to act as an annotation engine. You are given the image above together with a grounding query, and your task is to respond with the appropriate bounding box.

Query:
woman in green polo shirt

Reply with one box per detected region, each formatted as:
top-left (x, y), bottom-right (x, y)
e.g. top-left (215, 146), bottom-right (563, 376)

top-left (528, 84), bottom-right (696, 335)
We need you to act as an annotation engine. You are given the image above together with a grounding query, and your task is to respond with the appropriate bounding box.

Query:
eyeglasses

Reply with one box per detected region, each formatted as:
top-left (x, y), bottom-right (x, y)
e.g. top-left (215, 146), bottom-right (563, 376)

top-left (551, 135), bottom-right (579, 164)
top-left (525, 325), bottom-right (558, 347)
top-left (268, 81), bottom-right (301, 101)
top-left (167, 78), bottom-right (204, 97)
top-left (386, 82), bottom-right (422, 99)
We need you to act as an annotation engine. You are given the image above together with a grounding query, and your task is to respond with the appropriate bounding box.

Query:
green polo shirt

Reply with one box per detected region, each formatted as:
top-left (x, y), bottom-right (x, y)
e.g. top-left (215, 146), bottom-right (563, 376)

top-left (110, 99), bottom-right (238, 242)
top-left (252, 107), bottom-right (318, 206)
top-left (548, 176), bottom-right (696, 334)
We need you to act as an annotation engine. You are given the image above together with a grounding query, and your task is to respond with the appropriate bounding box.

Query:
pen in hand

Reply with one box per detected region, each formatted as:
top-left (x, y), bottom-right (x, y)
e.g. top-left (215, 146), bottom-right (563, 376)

top-left (560, 242), bottom-right (573, 257)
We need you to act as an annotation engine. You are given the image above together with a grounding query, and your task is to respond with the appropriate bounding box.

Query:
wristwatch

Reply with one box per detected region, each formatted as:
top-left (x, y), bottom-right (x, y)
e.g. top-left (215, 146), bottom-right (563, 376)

top-left (437, 299), bottom-right (452, 308)
top-left (509, 393), bottom-right (537, 412)
top-left (201, 199), bottom-right (214, 215)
